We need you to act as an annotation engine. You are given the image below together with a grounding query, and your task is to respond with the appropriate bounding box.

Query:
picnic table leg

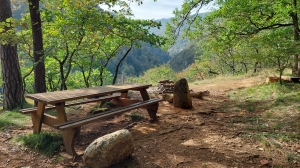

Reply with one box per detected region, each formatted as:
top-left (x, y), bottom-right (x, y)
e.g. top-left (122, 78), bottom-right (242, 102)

top-left (55, 103), bottom-right (79, 155)
top-left (120, 91), bottom-right (128, 98)
top-left (62, 129), bottom-right (77, 156)
top-left (55, 103), bottom-right (67, 123)
top-left (30, 101), bottom-right (46, 134)
top-left (140, 88), bottom-right (158, 121)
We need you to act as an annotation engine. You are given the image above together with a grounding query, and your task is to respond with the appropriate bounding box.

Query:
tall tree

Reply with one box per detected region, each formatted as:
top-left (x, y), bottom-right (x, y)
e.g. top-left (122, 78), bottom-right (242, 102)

top-left (167, 0), bottom-right (300, 76)
top-left (0, 0), bottom-right (23, 109)
top-left (28, 0), bottom-right (46, 94)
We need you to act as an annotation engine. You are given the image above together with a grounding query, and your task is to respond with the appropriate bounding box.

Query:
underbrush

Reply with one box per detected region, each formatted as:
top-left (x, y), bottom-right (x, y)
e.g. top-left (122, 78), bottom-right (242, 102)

top-left (0, 110), bottom-right (30, 131)
top-left (17, 132), bottom-right (63, 156)
top-left (226, 81), bottom-right (300, 166)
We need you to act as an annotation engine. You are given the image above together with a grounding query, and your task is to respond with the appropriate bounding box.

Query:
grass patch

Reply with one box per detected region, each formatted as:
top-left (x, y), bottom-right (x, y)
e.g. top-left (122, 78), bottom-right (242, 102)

top-left (255, 132), bottom-right (300, 142)
top-left (17, 132), bottom-right (63, 156)
top-left (0, 110), bottom-right (29, 131)
top-left (227, 79), bottom-right (300, 153)
top-left (126, 113), bottom-right (145, 122)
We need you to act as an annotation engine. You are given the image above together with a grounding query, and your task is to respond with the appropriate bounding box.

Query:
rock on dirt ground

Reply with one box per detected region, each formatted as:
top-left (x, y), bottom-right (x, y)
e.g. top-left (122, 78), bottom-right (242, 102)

top-left (0, 76), bottom-right (298, 168)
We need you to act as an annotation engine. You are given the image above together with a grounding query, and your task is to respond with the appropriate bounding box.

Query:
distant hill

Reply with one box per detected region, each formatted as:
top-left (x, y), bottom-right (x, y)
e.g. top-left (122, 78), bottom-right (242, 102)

top-left (150, 13), bottom-right (207, 56)
top-left (107, 42), bottom-right (171, 76)
top-left (168, 44), bottom-right (197, 72)
top-left (12, 4), bottom-right (204, 77)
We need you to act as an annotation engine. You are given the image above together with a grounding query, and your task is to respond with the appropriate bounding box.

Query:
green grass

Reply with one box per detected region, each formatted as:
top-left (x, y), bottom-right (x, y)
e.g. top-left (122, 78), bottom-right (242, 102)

top-left (0, 110), bottom-right (30, 131)
top-left (227, 83), bottom-right (300, 142)
top-left (125, 113), bottom-right (145, 122)
top-left (17, 132), bottom-right (63, 156)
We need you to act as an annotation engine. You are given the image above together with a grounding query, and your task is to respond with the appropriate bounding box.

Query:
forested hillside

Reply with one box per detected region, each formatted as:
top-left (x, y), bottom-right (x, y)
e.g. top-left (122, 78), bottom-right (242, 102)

top-left (168, 45), bottom-right (196, 72)
top-left (107, 43), bottom-right (170, 76)
top-left (12, 3), bottom-right (172, 79)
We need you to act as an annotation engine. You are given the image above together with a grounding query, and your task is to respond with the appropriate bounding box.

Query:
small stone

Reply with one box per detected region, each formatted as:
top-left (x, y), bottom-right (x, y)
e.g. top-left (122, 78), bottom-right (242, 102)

top-left (260, 159), bottom-right (269, 166)
top-left (59, 152), bottom-right (73, 159)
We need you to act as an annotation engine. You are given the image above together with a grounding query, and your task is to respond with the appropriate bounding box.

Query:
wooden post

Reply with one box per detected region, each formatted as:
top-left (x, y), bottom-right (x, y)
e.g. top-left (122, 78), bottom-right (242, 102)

top-left (30, 101), bottom-right (46, 134)
top-left (140, 88), bottom-right (158, 121)
top-left (62, 129), bottom-right (77, 156)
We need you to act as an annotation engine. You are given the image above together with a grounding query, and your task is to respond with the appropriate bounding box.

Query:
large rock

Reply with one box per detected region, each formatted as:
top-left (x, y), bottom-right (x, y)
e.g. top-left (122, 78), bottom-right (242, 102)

top-left (173, 78), bottom-right (192, 109)
top-left (83, 129), bottom-right (134, 168)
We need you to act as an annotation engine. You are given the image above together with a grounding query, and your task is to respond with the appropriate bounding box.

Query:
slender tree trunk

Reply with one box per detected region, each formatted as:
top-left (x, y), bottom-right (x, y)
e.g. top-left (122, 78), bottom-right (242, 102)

top-left (112, 43), bottom-right (133, 84)
top-left (253, 62), bottom-right (259, 73)
top-left (0, 0), bottom-right (23, 110)
top-left (28, 0), bottom-right (46, 94)
top-left (291, 0), bottom-right (300, 76)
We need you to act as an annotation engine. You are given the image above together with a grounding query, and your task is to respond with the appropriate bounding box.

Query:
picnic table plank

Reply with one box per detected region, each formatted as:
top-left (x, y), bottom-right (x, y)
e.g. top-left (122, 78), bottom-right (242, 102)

top-left (25, 84), bottom-right (151, 104)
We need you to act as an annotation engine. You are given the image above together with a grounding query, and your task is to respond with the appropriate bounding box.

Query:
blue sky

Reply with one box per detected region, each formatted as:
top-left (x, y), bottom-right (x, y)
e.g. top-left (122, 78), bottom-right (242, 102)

top-left (102, 0), bottom-right (214, 20)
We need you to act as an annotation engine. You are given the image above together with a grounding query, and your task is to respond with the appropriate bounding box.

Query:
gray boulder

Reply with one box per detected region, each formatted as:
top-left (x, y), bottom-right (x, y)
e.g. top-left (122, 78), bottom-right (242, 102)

top-left (83, 129), bottom-right (134, 168)
top-left (173, 78), bottom-right (193, 109)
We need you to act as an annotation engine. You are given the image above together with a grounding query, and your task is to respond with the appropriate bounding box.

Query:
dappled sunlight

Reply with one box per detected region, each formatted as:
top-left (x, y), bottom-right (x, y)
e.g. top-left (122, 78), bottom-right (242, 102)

top-left (134, 126), bottom-right (157, 134)
top-left (154, 153), bottom-right (227, 168)
top-left (181, 139), bottom-right (202, 146)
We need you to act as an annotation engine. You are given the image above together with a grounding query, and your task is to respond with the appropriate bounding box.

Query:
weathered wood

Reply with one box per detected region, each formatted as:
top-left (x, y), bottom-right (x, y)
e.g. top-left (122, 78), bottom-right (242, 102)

top-left (291, 77), bottom-right (300, 83)
top-left (43, 114), bottom-right (59, 127)
top-left (25, 84), bottom-right (151, 104)
top-left (20, 94), bottom-right (120, 114)
top-left (62, 128), bottom-right (77, 156)
top-left (22, 84), bottom-right (155, 156)
top-left (31, 101), bottom-right (46, 134)
top-left (55, 98), bottom-right (161, 156)
top-left (55, 103), bottom-right (67, 124)
top-left (54, 98), bottom-right (162, 130)
top-left (140, 88), bottom-right (150, 101)
top-left (112, 98), bottom-right (141, 107)
top-left (139, 88), bottom-right (158, 120)
top-left (21, 105), bottom-right (55, 114)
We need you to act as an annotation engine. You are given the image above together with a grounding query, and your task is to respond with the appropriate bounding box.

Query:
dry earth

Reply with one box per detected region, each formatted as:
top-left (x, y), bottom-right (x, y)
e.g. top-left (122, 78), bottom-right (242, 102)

top-left (0, 76), bottom-right (298, 168)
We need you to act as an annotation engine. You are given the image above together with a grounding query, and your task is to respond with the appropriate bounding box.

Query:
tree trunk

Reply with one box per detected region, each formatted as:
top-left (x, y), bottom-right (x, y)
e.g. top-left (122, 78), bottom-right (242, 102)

top-left (112, 43), bottom-right (133, 84)
top-left (0, 0), bottom-right (23, 110)
top-left (28, 0), bottom-right (47, 94)
top-left (291, 0), bottom-right (300, 76)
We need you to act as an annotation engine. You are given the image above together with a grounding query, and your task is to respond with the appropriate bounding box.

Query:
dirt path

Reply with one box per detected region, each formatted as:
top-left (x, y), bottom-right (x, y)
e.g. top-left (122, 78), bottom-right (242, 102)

top-left (1, 76), bottom-right (291, 168)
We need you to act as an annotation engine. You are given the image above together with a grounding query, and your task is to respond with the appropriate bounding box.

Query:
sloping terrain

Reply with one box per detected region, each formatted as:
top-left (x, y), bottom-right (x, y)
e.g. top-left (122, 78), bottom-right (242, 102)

top-left (0, 75), bottom-right (299, 168)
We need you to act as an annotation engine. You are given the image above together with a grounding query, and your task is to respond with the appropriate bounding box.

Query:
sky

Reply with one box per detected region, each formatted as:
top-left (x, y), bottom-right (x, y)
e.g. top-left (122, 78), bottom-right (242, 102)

top-left (102, 0), bottom-right (215, 20)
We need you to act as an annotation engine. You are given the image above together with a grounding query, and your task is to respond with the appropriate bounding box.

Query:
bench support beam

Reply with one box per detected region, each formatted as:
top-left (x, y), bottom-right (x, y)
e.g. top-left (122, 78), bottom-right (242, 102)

top-left (31, 102), bottom-right (46, 134)
top-left (140, 88), bottom-right (157, 121)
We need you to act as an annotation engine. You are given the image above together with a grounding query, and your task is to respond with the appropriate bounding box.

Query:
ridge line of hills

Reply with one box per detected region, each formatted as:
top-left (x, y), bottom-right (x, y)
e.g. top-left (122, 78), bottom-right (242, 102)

top-left (12, 4), bottom-right (206, 77)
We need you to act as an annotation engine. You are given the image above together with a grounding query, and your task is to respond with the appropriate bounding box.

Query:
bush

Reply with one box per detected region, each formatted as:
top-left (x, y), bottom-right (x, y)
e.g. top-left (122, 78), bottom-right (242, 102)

top-left (17, 132), bottom-right (63, 156)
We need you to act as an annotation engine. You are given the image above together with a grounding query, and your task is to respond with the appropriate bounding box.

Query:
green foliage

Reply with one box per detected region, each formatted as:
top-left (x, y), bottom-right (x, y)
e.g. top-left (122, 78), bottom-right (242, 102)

top-left (227, 81), bottom-right (300, 143)
top-left (0, 111), bottom-right (29, 131)
top-left (126, 64), bottom-right (177, 85)
top-left (126, 113), bottom-right (145, 122)
top-left (7, 0), bottom-right (167, 92)
top-left (17, 132), bottom-right (63, 156)
top-left (169, 44), bottom-right (196, 72)
top-left (107, 42), bottom-right (171, 78)
top-left (166, 0), bottom-right (300, 77)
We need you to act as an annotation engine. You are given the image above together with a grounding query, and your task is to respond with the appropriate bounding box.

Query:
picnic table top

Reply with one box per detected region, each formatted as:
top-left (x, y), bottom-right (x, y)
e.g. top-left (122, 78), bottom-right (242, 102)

top-left (26, 83), bottom-right (151, 104)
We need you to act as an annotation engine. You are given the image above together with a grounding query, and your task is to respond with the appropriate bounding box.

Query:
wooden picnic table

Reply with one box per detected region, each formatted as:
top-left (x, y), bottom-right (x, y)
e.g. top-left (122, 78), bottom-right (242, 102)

top-left (21, 83), bottom-right (162, 155)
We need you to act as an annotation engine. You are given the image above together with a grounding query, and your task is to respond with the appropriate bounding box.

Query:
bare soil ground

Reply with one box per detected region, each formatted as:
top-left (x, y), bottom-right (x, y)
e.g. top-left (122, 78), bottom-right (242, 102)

top-left (0, 76), bottom-right (298, 168)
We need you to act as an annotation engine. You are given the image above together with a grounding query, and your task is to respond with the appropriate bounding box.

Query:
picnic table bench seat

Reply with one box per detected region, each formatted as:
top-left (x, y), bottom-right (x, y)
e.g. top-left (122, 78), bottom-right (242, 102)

top-left (54, 98), bottom-right (162, 155)
top-left (54, 98), bottom-right (162, 130)
top-left (19, 94), bottom-right (120, 114)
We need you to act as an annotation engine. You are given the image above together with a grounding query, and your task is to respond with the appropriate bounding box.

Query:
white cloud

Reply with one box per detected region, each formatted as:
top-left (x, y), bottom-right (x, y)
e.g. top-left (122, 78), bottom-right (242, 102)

top-left (101, 0), bottom-right (214, 20)
top-left (130, 0), bottom-right (215, 20)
